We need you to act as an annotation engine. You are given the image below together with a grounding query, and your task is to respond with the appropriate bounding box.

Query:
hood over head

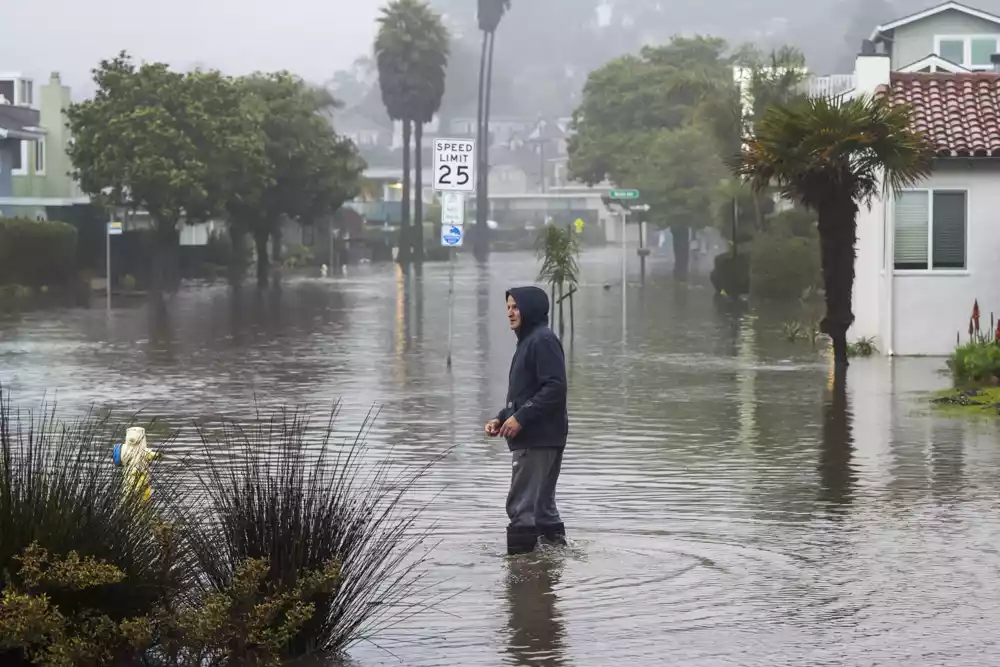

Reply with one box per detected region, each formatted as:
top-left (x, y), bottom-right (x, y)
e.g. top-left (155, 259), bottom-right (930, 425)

top-left (506, 286), bottom-right (550, 339)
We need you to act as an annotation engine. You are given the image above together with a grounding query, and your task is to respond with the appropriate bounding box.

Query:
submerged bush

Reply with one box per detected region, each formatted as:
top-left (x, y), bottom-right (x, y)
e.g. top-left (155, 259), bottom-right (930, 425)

top-left (0, 218), bottom-right (78, 288)
top-left (710, 252), bottom-right (750, 297)
top-left (749, 231), bottom-right (821, 300)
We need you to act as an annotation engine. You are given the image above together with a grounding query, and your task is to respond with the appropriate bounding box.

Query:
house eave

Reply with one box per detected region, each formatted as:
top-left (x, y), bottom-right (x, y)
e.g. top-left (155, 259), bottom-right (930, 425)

top-left (0, 196), bottom-right (92, 206)
top-left (870, 1), bottom-right (1000, 41)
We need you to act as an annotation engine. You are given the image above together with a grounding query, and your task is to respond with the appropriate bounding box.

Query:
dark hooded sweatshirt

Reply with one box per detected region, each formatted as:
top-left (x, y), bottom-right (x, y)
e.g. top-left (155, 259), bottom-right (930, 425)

top-left (496, 286), bottom-right (568, 451)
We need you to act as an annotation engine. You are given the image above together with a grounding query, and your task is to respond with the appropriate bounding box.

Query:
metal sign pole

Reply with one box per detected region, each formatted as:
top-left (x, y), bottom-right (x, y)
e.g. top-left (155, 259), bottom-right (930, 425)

top-left (106, 214), bottom-right (112, 313)
top-left (621, 209), bottom-right (627, 342)
top-left (447, 246), bottom-right (455, 371)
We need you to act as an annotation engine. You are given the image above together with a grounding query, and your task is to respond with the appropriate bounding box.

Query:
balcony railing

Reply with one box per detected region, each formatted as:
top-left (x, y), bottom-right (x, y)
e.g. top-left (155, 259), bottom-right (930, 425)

top-left (806, 74), bottom-right (856, 99)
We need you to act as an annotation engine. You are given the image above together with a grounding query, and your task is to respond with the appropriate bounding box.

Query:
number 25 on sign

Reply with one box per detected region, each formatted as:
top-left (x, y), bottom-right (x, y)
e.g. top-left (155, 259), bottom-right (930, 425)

top-left (433, 138), bottom-right (476, 193)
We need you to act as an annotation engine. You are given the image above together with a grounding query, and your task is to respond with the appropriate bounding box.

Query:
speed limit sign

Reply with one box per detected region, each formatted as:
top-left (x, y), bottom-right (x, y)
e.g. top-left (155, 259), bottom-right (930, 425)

top-left (433, 138), bottom-right (476, 193)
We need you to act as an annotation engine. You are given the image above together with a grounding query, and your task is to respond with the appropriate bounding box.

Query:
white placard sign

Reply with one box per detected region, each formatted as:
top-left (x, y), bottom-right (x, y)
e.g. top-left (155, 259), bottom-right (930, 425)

top-left (433, 138), bottom-right (476, 193)
top-left (441, 192), bottom-right (465, 225)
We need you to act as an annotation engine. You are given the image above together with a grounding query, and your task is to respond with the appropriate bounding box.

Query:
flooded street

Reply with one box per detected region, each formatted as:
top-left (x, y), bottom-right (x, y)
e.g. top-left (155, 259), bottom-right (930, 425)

top-left (3, 248), bottom-right (1000, 666)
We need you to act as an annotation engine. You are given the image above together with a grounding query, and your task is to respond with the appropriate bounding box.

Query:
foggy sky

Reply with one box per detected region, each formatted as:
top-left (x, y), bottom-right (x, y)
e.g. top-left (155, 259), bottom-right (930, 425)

top-left (0, 0), bottom-right (384, 96)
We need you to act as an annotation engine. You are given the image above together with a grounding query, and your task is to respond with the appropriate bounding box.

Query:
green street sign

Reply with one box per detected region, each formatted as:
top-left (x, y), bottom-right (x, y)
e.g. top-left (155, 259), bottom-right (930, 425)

top-left (610, 189), bottom-right (639, 199)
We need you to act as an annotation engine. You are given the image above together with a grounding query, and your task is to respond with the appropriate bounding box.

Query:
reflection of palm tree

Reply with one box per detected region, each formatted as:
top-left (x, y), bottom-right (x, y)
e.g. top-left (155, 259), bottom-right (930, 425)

top-left (504, 557), bottom-right (567, 667)
top-left (818, 367), bottom-right (856, 510)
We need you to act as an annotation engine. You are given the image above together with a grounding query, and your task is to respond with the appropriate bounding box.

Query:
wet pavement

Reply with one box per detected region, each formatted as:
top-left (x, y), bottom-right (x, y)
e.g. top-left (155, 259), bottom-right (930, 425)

top-left (2, 248), bottom-right (999, 666)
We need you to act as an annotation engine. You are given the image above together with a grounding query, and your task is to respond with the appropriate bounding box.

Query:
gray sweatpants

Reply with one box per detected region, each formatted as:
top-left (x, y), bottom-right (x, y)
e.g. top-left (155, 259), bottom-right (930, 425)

top-left (506, 448), bottom-right (563, 528)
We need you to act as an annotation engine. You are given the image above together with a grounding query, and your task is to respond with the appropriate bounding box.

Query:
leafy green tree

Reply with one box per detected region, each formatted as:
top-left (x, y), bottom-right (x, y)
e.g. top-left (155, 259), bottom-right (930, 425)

top-left (568, 37), bottom-right (729, 278)
top-left (66, 52), bottom-right (268, 290)
top-left (228, 73), bottom-right (364, 287)
top-left (733, 95), bottom-right (933, 368)
top-left (376, 0), bottom-right (449, 267)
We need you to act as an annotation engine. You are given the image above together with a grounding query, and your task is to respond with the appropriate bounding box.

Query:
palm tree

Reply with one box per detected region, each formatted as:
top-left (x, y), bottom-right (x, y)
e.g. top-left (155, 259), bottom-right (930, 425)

top-left (473, 0), bottom-right (511, 260)
top-left (733, 95), bottom-right (932, 368)
top-left (409, 6), bottom-right (449, 267)
top-left (376, 0), bottom-right (450, 268)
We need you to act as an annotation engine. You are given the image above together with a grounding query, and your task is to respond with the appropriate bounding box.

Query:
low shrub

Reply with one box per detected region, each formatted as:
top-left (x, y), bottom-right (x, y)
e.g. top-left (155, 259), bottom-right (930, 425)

top-left (749, 231), bottom-right (821, 301)
top-left (181, 408), bottom-right (436, 657)
top-left (710, 252), bottom-right (750, 297)
top-left (0, 218), bottom-right (78, 288)
top-left (0, 387), bottom-right (439, 664)
top-left (949, 340), bottom-right (1000, 385)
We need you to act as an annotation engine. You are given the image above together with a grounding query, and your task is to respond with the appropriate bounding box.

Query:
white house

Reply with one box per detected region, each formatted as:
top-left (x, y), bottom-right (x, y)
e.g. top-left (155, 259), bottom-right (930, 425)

top-left (849, 43), bottom-right (1000, 356)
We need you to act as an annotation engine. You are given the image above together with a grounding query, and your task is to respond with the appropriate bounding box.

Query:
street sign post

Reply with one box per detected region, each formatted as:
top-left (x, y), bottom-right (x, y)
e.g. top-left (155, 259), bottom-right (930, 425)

top-left (106, 220), bottom-right (122, 312)
top-left (610, 189), bottom-right (640, 199)
top-left (433, 138), bottom-right (476, 193)
top-left (440, 222), bottom-right (464, 370)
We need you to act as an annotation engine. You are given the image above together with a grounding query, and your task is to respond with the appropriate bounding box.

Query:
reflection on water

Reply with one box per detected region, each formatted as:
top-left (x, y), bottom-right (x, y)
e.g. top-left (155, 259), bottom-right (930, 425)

top-left (3, 248), bottom-right (1000, 665)
top-left (504, 555), bottom-right (566, 667)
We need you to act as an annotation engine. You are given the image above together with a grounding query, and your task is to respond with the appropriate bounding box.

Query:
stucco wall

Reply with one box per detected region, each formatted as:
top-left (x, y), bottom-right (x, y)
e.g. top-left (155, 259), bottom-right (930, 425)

top-left (0, 139), bottom-right (14, 217)
top-left (891, 163), bottom-right (1000, 356)
top-left (890, 10), bottom-right (1000, 69)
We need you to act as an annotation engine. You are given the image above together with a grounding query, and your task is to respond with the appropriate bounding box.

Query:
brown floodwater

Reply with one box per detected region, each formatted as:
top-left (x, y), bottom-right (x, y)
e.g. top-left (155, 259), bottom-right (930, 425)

top-left (2, 248), bottom-right (999, 666)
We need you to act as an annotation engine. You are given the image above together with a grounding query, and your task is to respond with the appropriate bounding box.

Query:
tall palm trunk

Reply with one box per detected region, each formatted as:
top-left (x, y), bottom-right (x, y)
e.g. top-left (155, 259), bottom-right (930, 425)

top-left (480, 31), bottom-right (496, 257)
top-left (270, 224), bottom-right (283, 287)
top-left (400, 120), bottom-right (412, 266)
top-left (474, 31), bottom-right (489, 260)
top-left (414, 122), bottom-right (424, 266)
top-left (817, 198), bottom-right (858, 368)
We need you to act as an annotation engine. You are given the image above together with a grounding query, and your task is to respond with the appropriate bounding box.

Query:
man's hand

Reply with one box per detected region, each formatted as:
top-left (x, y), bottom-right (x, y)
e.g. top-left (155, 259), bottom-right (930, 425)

top-left (484, 419), bottom-right (501, 437)
top-left (498, 416), bottom-right (521, 439)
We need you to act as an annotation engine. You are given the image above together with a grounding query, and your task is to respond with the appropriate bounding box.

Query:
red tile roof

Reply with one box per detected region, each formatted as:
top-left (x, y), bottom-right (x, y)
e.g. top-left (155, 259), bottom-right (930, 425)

top-left (887, 72), bottom-right (1000, 157)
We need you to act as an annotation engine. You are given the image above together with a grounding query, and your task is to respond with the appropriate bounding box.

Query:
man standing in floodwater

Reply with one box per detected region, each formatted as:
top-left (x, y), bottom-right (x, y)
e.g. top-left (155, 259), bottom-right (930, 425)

top-left (485, 286), bottom-right (569, 555)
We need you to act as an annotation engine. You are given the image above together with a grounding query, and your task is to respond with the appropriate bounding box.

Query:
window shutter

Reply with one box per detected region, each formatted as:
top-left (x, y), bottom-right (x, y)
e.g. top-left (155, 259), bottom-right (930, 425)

top-left (894, 191), bottom-right (929, 269)
top-left (932, 191), bottom-right (966, 269)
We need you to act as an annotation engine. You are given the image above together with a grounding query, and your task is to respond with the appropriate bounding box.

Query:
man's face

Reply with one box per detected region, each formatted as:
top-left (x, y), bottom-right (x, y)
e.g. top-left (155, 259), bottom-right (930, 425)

top-left (507, 295), bottom-right (521, 330)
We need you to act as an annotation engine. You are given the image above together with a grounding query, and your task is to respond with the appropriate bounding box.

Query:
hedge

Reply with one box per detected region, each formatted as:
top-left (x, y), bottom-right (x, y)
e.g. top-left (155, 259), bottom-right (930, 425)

top-left (0, 217), bottom-right (78, 287)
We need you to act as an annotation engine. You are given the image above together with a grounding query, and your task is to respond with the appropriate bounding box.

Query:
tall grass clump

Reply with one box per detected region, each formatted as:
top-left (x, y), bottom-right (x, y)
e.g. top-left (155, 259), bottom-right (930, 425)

top-left (177, 405), bottom-right (440, 659)
top-left (0, 388), bottom-right (186, 622)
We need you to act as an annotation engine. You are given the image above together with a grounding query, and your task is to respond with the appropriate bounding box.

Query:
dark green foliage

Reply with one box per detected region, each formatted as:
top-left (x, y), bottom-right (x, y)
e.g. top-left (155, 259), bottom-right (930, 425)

top-left (710, 253), bottom-right (749, 297)
top-left (0, 218), bottom-right (78, 288)
top-left (749, 230), bottom-right (821, 300)
top-left (950, 341), bottom-right (1000, 385)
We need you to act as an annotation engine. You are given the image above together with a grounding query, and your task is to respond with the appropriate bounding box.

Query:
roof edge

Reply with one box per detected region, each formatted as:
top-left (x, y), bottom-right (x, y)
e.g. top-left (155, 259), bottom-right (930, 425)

top-left (870, 1), bottom-right (1000, 41)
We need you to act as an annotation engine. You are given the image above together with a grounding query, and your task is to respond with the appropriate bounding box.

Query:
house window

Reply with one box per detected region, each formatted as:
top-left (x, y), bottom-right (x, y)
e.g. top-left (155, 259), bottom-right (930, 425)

top-left (894, 190), bottom-right (967, 271)
top-left (0, 80), bottom-right (13, 105)
top-left (935, 35), bottom-right (1000, 69)
top-left (34, 139), bottom-right (45, 174)
top-left (10, 140), bottom-right (24, 174)
top-left (18, 80), bottom-right (32, 106)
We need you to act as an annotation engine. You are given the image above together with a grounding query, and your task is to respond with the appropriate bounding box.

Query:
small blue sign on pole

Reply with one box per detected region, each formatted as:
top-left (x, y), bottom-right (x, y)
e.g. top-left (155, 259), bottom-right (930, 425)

top-left (441, 224), bottom-right (463, 247)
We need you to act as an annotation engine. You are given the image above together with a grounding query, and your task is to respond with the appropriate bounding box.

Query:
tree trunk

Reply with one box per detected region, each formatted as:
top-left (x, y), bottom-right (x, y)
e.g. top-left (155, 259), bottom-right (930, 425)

top-left (254, 230), bottom-right (269, 289)
top-left (569, 290), bottom-right (575, 338)
top-left (474, 31), bottom-right (489, 261)
top-left (549, 283), bottom-right (555, 328)
top-left (414, 122), bottom-right (424, 267)
top-left (229, 223), bottom-right (245, 285)
top-left (817, 198), bottom-right (859, 369)
top-left (558, 282), bottom-right (565, 337)
top-left (270, 224), bottom-right (283, 287)
top-left (151, 220), bottom-right (179, 293)
top-left (671, 225), bottom-right (690, 280)
top-left (400, 120), bottom-right (412, 266)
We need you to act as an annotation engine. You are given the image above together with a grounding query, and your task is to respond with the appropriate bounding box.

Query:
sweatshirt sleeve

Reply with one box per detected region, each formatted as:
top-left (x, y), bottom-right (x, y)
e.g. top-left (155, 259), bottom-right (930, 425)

top-left (513, 334), bottom-right (566, 426)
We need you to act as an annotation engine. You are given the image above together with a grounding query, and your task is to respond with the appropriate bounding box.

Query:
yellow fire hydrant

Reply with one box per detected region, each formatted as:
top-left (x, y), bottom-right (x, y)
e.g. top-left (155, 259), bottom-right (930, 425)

top-left (119, 426), bottom-right (160, 503)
